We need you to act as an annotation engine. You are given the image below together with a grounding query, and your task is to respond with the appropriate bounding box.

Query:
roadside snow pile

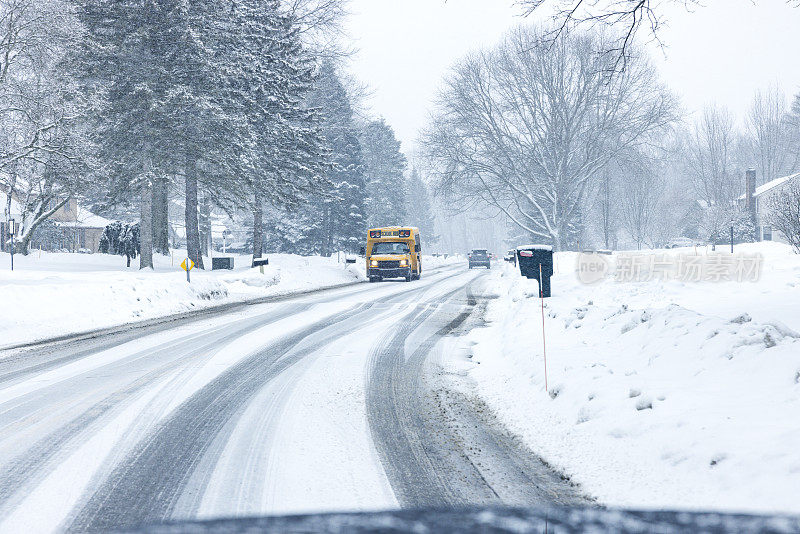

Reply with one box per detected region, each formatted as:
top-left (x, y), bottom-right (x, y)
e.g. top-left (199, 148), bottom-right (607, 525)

top-left (0, 251), bottom-right (367, 347)
top-left (0, 251), bottom-right (461, 347)
top-left (464, 242), bottom-right (800, 514)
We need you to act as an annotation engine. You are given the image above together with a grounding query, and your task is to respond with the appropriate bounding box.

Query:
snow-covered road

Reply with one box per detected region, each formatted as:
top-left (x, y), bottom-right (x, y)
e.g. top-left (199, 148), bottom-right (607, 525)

top-left (0, 263), bottom-right (584, 533)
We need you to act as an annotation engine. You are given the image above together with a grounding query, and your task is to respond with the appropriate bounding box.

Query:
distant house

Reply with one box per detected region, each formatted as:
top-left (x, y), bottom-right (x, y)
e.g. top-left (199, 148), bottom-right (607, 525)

top-left (1, 194), bottom-right (111, 253)
top-left (738, 170), bottom-right (800, 243)
top-left (49, 198), bottom-right (112, 252)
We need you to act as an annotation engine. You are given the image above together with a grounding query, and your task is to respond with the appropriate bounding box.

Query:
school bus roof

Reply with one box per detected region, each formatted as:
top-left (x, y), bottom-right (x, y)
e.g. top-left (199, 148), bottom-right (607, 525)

top-left (368, 226), bottom-right (419, 232)
top-left (367, 227), bottom-right (420, 240)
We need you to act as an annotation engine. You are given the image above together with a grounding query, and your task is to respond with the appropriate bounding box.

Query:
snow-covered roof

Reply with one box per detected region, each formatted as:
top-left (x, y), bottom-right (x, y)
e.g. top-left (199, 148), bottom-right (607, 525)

top-left (517, 244), bottom-right (553, 251)
top-left (738, 172), bottom-right (800, 200)
top-left (55, 206), bottom-right (112, 228)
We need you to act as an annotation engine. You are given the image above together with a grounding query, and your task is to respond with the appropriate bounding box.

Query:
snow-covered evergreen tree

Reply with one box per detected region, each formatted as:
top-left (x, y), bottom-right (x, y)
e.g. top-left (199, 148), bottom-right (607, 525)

top-left (76, 0), bottom-right (328, 267)
top-left (299, 61), bottom-right (366, 255)
top-left (359, 118), bottom-right (407, 227)
top-left (405, 168), bottom-right (438, 248)
top-left (73, 0), bottom-right (177, 269)
top-left (156, 0), bottom-right (262, 269)
top-left (219, 0), bottom-right (329, 264)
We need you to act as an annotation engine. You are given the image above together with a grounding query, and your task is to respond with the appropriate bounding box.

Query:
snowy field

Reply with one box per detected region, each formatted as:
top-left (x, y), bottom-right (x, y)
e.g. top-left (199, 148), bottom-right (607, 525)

top-left (459, 242), bottom-right (800, 515)
top-left (0, 250), bottom-right (458, 348)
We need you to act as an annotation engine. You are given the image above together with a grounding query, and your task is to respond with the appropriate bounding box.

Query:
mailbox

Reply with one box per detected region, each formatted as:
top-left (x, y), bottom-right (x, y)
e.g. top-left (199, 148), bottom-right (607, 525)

top-left (212, 256), bottom-right (234, 270)
top-left (516, 245), bottom-right (554, 297)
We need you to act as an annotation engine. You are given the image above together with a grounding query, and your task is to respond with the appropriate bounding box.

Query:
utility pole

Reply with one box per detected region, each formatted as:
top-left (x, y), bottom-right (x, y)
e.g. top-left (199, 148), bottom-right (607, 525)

top-left (8, 219), bottom-right (15, 271)
top-left (730, 226), bottom-right (734, 254)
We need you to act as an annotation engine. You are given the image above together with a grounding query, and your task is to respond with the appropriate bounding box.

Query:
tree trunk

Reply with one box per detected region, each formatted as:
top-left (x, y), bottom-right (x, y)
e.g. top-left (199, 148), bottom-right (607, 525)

top-left (325, 205), bottom-right (332, 256)
top-left (140, 179), bottom-right (154, 269)
top-left (551, 229), bottom-right (563, 252)
top-left (14, 196), bottom-right (69, 255)
top-left (200, 192), bottom-right (211, 256)
top-left (602, 171), bottom-right (611, 250)
top-left (185, 158), bottom-right (204, 269)
top-left (152, 176), bottom-right (170, 255)
top-left (252, 192), bottom-right (263, 266)
top-left (14, 232), bottom-right (32, 255)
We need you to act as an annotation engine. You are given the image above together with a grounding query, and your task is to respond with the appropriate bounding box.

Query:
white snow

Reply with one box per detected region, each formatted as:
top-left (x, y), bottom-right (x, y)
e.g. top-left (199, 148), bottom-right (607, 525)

top-left (54, 207), bottom-right (113, 228)
top-left (0, 251), bottom-right (459, 348)
top-left (196, 313), bottom-right (399, 518)
top-left (459, 242), bottom-right (800, 515)
top-left (0, 377), bottom-right (174, 534)
top-left (517, 244), bottom-right (554, 251)
top-left (160, 302), bottom-right (354, 415)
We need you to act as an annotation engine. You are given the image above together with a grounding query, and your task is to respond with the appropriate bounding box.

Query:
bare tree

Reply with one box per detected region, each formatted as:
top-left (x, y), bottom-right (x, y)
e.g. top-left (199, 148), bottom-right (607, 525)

top-left (0, 0), bottom-right (93, 254)
top-left (747, 87), bottom-right (794, 184)
top-left (765, 181), bottom-right (800, 252)
top-left (684, 105), bottom-right (740, 207)
top-left (596, 167), bottom-right (619, 249)
top-left (616, 151), bottom-right (664, 249)
top-left (785, 92), bottom-right (800, 173)
top-left (422, 25), bottom-right (676, 250)
top-left (0, 0), bottom-right (80, 172)
top-left (517, 1), bottom-right (798, 71)
top-left (281, 0), bottom-right (350, 57)
top-left (517, 0), bottom-right (699, 71)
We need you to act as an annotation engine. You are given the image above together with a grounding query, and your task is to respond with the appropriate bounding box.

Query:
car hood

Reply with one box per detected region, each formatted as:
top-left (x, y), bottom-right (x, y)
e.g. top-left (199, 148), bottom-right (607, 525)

top-left (114, 506), bottom-right (800, 533)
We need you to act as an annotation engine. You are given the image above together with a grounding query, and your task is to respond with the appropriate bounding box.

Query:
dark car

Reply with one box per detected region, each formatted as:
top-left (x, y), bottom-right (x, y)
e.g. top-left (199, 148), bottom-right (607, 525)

top-left (468, 249), bottom-right (491, 269)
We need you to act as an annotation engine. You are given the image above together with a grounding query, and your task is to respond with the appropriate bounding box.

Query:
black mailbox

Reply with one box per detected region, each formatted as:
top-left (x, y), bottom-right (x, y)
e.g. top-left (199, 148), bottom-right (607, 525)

top-left (516, 245), bottom-right (553, 297)
top-left (252, 257), bottom-right (269, 268)
top-left (212, 256), bottom-right (234, 270)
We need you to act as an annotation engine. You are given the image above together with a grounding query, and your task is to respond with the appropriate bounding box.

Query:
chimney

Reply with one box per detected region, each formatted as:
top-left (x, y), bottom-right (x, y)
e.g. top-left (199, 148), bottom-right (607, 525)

top-left (745, 168), bottom-right (756, 209)
top-left (746, 168), bottom-right (757, 234)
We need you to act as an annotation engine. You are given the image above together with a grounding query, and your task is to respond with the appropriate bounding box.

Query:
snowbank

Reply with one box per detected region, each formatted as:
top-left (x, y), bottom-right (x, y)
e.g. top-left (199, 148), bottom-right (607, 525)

top-left (0, 251), bottom-right (460, 348)
top-left (463, 242), bottom-right (800, 514)
top-left (0, 252), bottom-right (365, 348)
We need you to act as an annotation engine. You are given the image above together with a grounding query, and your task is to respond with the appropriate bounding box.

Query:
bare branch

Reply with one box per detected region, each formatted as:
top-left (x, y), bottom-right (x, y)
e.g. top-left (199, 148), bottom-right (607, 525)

top-left (421, 24), bottom-right (677, 250)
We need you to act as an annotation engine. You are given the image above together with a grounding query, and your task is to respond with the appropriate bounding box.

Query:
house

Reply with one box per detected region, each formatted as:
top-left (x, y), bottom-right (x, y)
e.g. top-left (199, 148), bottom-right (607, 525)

top-left (48, 198), bottom-right (112, 252)
top-left (738, 169), bottom-right (800, 244)
top-left (1, 193), bottom-right (112, 253)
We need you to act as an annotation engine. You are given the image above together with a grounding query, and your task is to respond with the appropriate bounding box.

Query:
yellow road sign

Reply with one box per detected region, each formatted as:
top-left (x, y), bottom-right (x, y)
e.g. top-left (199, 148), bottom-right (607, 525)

top-left (180, 258), bottom-right (195, 271)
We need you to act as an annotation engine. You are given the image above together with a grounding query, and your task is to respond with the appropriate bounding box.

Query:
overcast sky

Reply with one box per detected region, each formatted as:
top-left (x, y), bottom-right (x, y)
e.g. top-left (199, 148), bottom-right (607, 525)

top-left (344, 0), bottom-right (800, 154)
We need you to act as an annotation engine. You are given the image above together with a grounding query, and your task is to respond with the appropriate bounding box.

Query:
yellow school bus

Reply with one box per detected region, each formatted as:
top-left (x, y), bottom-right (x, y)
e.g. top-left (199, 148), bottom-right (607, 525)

top-left (365, 226), bottom-right (422, 282)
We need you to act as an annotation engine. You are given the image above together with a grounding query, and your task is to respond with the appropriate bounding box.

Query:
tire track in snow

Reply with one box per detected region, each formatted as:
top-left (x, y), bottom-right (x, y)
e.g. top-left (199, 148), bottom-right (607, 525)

top-left (67, 265), bottom-right (471, 531)
top-left (0, 303), bottom-right (312, 515)
top-left (0, 265), bottom-right (468, 532)
top-left (366, 274), bottom-right (590, 508)
top-left (365, 279), bottom-right (483, 506)
top-left (65, 303), bottom-right (371, 532)
top-left (0, 303), bottom-right (309, 388)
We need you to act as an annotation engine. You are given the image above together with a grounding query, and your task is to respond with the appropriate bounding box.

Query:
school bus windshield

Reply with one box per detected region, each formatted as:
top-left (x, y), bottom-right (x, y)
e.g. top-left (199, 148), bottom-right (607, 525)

top-left (371, 242), bottom-right (410, 254)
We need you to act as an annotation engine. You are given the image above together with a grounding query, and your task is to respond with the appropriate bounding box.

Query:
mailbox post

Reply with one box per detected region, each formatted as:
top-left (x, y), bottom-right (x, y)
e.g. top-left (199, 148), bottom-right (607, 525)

top-left (516, 245), bottom-right (554, 297)
top-left (252, 256), bottom-right (269, 274)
